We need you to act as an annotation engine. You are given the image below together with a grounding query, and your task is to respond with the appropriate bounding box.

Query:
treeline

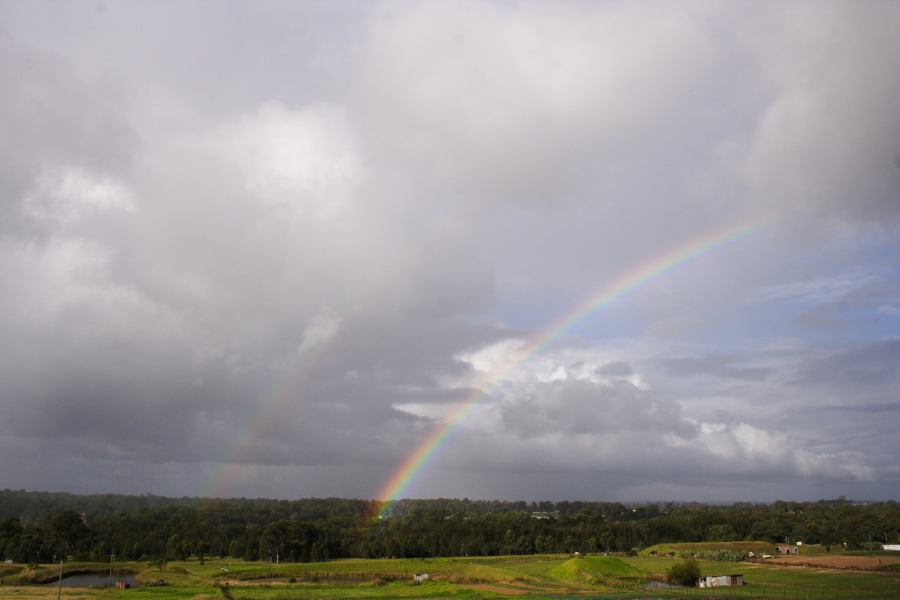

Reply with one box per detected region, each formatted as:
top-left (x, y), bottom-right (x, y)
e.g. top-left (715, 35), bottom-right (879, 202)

top-left (0, 490), bottom-right (896, 564)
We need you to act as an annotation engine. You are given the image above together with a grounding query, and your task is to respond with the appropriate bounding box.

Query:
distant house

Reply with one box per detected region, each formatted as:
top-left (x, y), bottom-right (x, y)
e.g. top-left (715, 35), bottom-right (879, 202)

top-left (776, 544), bottom-right (798, 555)
top-left (698, 574), bottom-right (744, 588)
top-left (530, 511), bottom-right (559, 520)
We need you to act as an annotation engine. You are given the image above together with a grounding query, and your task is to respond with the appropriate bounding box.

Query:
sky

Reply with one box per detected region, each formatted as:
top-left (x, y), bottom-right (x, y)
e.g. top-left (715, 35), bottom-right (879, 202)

top-left (0, 0), bottom-right (898, 503)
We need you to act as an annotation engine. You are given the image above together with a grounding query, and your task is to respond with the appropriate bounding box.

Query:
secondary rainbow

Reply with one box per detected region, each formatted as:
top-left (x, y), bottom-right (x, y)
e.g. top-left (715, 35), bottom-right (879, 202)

top-left (208, 316), bottom-right (338, 498)
top-left (372, 216), bottom-right (768, 518)
top-left (208, 357), bottom-right (313, 498)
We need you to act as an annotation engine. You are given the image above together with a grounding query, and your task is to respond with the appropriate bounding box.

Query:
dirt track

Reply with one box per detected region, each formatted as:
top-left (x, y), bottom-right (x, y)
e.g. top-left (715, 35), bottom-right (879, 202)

top-left (465, 583), bottom-right (529, 595)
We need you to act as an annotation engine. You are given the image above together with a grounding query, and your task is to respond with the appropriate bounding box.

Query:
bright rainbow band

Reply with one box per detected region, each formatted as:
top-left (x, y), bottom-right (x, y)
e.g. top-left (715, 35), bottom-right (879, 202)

top-left (372, 217), bottom-right (768, 519)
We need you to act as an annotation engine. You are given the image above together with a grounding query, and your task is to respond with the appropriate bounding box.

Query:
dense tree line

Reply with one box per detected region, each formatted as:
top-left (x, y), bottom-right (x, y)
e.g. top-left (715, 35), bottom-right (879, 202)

top-left (0, 490), bottom-right (896, 564)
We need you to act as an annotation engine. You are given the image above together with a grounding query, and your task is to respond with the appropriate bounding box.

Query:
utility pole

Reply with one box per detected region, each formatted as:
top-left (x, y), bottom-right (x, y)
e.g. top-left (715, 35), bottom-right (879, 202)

top-left (56, 559), bottom-right (63, 600)
top-left (108, 552), bottom-right (115, 592)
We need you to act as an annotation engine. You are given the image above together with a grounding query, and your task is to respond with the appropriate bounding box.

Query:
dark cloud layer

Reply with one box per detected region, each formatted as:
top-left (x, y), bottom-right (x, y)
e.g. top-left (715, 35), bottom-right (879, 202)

top-left (0, 0), bottom-right (898, 501)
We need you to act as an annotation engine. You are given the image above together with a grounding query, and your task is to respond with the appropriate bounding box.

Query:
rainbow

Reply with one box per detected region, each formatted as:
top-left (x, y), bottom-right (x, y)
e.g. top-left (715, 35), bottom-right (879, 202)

top-left (208, 314), bottom-right (339, 497)
top-left (372, 217), bottom-right (767, 518)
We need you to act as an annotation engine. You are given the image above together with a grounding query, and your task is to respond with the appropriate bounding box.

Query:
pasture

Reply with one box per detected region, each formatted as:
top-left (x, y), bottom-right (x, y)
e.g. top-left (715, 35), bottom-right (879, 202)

top-left (0, 551), bottom-right (897, 599)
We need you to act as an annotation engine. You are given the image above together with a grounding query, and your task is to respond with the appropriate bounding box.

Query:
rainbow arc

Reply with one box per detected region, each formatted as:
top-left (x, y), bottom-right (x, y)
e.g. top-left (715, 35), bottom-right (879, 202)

top-left (371, 217), bottom-right (767, 519)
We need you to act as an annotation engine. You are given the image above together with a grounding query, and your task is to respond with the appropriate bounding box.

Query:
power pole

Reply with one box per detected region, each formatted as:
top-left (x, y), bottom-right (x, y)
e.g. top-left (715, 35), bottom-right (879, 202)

top-left (56, 559), bottom-right (63, 600)
top-left (108, 552), bottom-right (115, 592)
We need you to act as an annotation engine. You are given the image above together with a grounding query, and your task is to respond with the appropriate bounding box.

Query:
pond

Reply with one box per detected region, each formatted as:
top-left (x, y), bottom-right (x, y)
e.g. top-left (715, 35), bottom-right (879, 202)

top-left (45, 573), bottom-right (141, 588)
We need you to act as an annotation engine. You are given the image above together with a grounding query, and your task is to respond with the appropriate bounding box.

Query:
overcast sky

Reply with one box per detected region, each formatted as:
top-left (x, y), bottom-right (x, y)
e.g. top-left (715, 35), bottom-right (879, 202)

top-left (1, 0), bottom-right (898, 502)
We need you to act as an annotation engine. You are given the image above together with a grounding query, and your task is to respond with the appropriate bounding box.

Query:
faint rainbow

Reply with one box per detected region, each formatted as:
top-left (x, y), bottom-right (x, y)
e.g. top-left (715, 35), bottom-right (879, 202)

top-left (207, 316), bottom-right (338, 498)
top-left (371, 216), bottom-right (768, 518)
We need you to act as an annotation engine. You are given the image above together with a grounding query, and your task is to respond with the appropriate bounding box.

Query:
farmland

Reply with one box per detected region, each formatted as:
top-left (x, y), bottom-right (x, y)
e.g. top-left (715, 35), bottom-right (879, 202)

top-left (1, 550), bottom-right (897, 599)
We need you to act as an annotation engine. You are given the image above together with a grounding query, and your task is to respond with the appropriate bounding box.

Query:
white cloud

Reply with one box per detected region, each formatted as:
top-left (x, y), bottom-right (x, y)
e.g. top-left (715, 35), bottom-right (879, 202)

top-left (297, 309), bottom-right (342, 355)
top-left (22, 166), bottom-right (135, 223)
top-left (432, 340), bottom-right (882, 487)
top-left (202, 101), bottom-right (363, 219)
top-left (753, 269), bottom-right (885, 306)
top-left (878, 304), bottom-right (900, 316)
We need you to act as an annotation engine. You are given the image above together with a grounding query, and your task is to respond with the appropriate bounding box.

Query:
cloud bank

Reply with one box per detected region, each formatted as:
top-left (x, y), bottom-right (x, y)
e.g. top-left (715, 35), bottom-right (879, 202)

top-left (0, 0), bottom-right (897, 501)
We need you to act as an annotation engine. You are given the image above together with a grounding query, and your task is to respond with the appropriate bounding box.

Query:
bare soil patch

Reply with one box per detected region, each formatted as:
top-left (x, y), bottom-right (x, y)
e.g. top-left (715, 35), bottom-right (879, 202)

top-left (465, 583), bottom-right (529, 595)
top-left (765, 555), bottom-right (900, 571)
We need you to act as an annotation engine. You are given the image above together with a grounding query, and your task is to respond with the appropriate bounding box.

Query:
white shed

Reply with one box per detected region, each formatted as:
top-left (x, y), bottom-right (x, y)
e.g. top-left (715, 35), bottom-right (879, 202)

top-left (698, 574), bottom-right (744, 588)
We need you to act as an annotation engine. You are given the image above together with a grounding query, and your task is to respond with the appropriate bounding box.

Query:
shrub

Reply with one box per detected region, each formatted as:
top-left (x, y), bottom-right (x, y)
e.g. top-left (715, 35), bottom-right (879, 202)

top-left (666, 559), bottom-right (700, 587)
top-left (698, 549), bottom-right (748, 562)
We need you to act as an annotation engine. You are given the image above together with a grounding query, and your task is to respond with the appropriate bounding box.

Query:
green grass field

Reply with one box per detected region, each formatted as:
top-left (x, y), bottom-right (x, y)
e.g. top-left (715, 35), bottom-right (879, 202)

top-left (1, 552), bottom-right (896, 599)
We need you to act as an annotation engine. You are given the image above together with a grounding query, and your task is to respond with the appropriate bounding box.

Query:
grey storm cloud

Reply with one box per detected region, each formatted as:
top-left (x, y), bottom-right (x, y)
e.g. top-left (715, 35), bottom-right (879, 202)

top-left (0, 0), bottom-right (898, 501)
top-left (658, 354), bottom-right (773, 381)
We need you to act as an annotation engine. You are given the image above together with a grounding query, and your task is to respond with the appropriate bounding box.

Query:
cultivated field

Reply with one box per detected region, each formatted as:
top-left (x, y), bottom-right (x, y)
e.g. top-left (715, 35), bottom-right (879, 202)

top-left (763, 554), bottom-right (900, 571)
top-left (0, 550), bottom-right (897, 599)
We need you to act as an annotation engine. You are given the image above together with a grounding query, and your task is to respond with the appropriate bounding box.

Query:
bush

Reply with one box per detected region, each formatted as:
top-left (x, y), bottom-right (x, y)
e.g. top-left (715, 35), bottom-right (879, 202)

top-left (698, 549), bottom-right (748, 562)
top-left (666, 559), bottom-right (700, 587)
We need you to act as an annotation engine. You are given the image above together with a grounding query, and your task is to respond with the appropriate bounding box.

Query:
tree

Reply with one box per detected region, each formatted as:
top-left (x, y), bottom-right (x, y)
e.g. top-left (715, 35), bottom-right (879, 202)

top-left (708, 524), bottom-right (738, 541)
top-left (49, 510), bottom-right (89, 559)
top-left (0, 518), bottom-right (24, 560)
top-left (667, 559), bottom-right (701, 587)
top-left (165, 534), bottom-right (187, 561)
top-left (197, 540), bottom-right (210, 564)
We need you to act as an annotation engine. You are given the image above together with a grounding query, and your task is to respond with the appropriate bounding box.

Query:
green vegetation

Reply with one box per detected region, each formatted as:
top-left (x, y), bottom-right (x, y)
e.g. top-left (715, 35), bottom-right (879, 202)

top-left (642, 541), bottom-right (774, 556)
top-left (0, 554), bottom-right (898, 599)
top-left (0, 555), bottom-right (898, 600)
top-left (665, 558), bottom-right (700, 586)
top-left (797, 543), bottom-right (831, 555)
top-left (548, 555), bottom-right (641, 584)
top-left (0, 491), bottom-right (898, 597)
top-left (1, 490), bottom-right (897, 565)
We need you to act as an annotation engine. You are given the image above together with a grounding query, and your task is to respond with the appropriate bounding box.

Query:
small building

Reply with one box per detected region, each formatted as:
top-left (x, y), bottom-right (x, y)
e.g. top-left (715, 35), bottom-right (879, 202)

top-left (698, 574), bottom-right (744, 588)
top-left (883, 544), bottom-right (900, 552)
top-left (776, 544), bottom-right (798, 555)
top-left (413, 573), bottom-right (430, 583)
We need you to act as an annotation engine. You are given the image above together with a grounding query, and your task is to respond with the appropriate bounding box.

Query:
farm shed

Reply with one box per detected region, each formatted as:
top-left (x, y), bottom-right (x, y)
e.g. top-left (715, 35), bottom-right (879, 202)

top-left (883, 544), bottom-right (900, 551)
top-left (698, 574), bottom-right (744, 588)
top-left (776, 544), bottom-right (798, 555)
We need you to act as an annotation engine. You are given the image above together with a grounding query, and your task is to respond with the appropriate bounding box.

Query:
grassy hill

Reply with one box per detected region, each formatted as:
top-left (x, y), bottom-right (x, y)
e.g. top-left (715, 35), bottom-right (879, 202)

top-left (548, 555), bottom-right (642, 585)
top-left (641, 540), bottom-right (774, 556)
